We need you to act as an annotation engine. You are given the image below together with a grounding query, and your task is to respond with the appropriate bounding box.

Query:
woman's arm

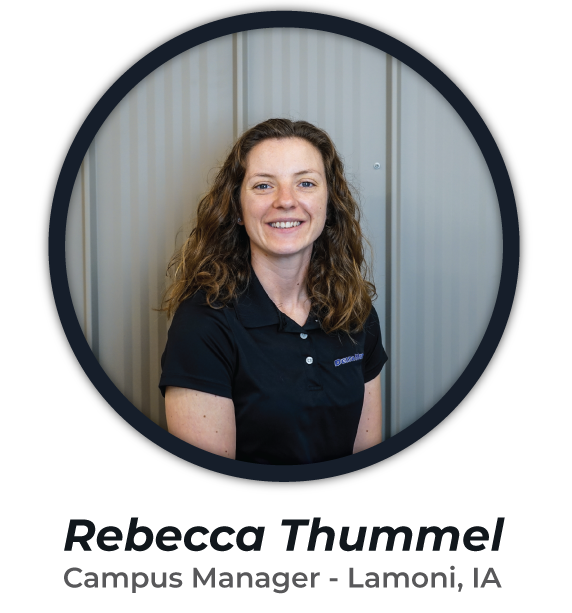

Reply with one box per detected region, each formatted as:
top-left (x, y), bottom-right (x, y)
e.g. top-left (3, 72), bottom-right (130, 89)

top-left (353, 374), bottom-right (382, 453)
top-left (165, 386), bottom-right (236, 459)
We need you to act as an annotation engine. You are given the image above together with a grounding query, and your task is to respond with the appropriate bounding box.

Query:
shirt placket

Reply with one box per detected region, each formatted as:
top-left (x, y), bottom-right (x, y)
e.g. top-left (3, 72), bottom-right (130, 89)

top-left (300, 329), bottom-right (322, 392)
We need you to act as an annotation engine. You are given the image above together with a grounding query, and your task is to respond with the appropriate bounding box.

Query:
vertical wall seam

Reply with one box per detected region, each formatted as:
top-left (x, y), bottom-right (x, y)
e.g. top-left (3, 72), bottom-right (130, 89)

top-left (232, 33), bottom-right (238, 140)
top-left (88, 143), bottom-right (100, 360)
top-left (243, 33), bottom-right (248, 130)
top-left (393, 60), bottom-right (402, 434)
top-left (80, 159), bottom-right (88, 336)
top-left (233, 32), bottom-right (247, 136)
top-left (384, 54), bottom-right (393, 439)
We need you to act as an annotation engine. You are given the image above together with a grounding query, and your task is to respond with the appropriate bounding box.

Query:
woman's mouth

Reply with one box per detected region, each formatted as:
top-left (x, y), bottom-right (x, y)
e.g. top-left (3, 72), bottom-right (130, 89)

top-left (269, 221), bottom-right (302, 229)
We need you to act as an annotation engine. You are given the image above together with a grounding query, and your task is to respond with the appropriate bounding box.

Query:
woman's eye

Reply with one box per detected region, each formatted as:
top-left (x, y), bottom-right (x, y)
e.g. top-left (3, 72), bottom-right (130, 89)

top-left (299, 181), bottom-right (315, 188)
top-left (254, 183), bottom-right (271, 190)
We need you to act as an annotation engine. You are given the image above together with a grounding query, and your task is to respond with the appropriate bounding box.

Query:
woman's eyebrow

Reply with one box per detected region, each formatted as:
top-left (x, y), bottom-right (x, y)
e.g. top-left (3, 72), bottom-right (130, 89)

top-left (249, 169), bottom-right (321, 179)
top-left (294, 169), bottom-right (321, 176)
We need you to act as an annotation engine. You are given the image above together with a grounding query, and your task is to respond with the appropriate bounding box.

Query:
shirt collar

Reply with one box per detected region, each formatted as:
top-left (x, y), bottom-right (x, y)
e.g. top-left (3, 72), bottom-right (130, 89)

top-left (234, 268), bottom-right (322, 332)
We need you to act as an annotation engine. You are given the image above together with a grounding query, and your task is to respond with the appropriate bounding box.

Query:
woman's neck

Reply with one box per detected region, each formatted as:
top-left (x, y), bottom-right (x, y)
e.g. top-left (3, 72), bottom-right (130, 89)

top-left (251, 250), bottom-right (311, 326)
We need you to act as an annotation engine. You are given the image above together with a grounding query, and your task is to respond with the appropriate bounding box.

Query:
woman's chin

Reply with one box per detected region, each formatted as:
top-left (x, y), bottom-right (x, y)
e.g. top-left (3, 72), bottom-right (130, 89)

top-left (249, 237), bottom-right (312, 260)
top-left (262, 243), bottom-right (313, 259)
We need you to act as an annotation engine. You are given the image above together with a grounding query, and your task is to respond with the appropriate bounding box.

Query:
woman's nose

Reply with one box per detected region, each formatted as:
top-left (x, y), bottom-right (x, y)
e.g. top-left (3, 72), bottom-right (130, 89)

top-left (275, 184), bottom-right (296, 208)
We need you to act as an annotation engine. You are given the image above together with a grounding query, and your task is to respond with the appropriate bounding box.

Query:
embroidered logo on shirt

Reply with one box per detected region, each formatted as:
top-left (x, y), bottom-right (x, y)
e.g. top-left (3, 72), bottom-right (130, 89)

top-left (334, 353), bottom-right (364, 367)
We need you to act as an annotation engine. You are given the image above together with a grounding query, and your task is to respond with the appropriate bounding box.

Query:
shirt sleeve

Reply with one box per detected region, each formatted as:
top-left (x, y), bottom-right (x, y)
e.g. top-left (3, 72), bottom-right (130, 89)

top-left (363, 306), bottom-right (388, 383)
top-left (159, 293), bottom-right (236, 399)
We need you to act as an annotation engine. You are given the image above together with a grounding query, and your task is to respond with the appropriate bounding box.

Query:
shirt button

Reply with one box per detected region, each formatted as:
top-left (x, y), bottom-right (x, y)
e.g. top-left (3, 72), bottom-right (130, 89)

top-left (300, 332), bottom-right (308, 339)
top-left (306, 357), bottom-right (313, 365)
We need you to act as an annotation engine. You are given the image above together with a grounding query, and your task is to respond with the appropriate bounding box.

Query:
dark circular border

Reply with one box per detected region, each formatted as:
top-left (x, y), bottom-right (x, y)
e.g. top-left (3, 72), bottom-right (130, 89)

top-left (49, 11), bottom-right (519, 482)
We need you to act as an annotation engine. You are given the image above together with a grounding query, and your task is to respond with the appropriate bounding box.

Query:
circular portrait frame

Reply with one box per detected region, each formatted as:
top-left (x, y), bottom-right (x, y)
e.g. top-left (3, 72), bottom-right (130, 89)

top-left (49, 11), bottom-right (519, 482)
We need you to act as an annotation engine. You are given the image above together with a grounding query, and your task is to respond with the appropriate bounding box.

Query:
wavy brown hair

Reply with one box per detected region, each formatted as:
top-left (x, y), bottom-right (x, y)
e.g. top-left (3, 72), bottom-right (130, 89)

top-left (161, 118), bottom-right (376, 334)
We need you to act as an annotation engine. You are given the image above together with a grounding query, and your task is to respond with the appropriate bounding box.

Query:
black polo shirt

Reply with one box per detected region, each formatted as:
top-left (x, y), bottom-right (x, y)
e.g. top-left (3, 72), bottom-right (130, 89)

top-left (159, 271), bottom-right (387, 465)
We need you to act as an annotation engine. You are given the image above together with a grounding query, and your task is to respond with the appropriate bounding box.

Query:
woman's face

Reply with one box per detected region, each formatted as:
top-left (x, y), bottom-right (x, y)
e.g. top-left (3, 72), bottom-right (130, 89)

top-left (240, 137), bottom-right (328, 262)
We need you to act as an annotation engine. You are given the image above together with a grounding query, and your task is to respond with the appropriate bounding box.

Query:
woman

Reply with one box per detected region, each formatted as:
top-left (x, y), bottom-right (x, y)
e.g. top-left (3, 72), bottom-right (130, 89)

top-left (159, 118), bottom-right (387, 465)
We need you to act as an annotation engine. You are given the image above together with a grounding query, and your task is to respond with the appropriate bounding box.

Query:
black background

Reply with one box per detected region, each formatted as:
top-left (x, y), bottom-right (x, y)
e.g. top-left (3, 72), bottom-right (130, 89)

top-left (51, 8), bottom-right (531, 603)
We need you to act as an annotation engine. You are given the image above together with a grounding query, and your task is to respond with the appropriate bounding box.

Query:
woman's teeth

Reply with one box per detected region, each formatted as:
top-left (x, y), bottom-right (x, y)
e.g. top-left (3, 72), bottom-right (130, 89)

top-left (270, 221), bottom-right (301, 228)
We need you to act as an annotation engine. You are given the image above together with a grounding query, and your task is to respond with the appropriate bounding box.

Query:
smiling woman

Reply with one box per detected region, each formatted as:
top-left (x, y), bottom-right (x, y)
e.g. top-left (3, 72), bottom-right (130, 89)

top-left (159, 119), bottom-right (387, 465)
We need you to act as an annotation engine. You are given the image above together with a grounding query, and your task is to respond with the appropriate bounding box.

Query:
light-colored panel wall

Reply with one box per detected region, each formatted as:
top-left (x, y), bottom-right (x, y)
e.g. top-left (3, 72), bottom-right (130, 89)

top-left (65, 149), bottom-right (97, 352)
top-left (393, 62), bottom-right (502, 433)
top-left (66, 166), bottom-right (86, 334)
top-left (68, 35), bottom-right (236, 427)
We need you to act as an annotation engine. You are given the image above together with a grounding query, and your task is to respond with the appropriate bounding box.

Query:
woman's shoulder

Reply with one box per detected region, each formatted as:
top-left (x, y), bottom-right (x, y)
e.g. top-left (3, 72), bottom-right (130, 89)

top-left (175, 288), bottom-right (234, 313)
top-left (364, 304), bottom-right (380, 331)
top-left (170, 290), bottom-right (235, 333)
top-left (160, 291), bottom-right (237, 398)
top-left (362, 304), bottom-right (382, 348)
top-left (366, 304), bottom-right (380, 323)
